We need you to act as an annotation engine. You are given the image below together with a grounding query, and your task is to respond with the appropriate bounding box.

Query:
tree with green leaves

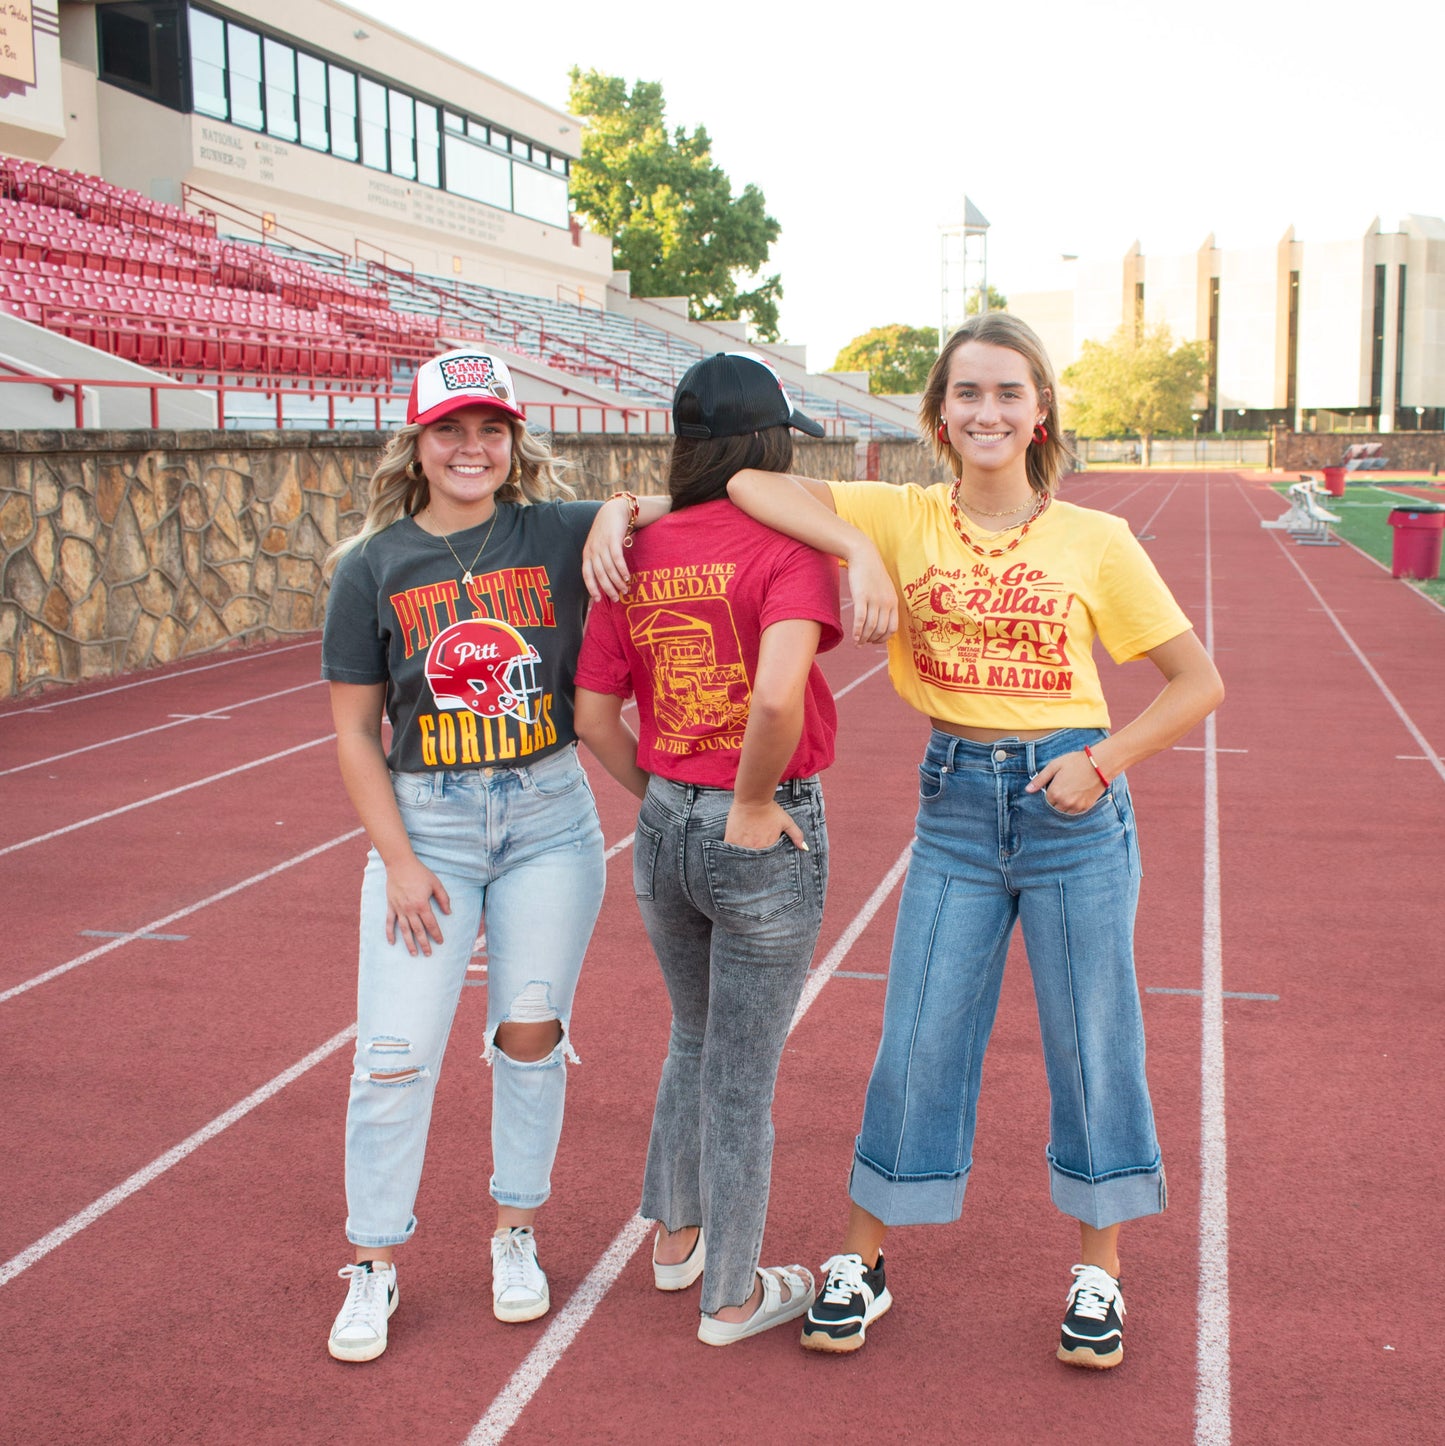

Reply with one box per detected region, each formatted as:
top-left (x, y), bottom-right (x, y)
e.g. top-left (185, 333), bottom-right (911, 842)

top-left (965, 285), bottom-right (1009, 316)
top-left (833, 324), bottom-right (939, 395)
top-left (567, 69), bottom-right (783, 341)
top-left (1061, 324), bottom-right (1208, 465)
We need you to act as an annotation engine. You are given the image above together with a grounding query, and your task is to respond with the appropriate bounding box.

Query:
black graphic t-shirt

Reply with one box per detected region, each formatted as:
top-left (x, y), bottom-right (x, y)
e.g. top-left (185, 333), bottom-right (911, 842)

top-left (321, 501), bottom-right (602, 773)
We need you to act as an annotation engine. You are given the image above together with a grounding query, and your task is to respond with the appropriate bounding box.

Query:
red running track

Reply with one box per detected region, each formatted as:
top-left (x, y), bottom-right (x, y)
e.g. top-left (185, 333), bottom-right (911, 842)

top-left (1, 473), bottom-right (1439, 1445)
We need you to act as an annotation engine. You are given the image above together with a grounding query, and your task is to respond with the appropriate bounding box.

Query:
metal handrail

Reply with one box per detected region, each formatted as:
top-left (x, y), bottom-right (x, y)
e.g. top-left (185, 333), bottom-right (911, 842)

top-left (0, 372), bottom-right (675, 433)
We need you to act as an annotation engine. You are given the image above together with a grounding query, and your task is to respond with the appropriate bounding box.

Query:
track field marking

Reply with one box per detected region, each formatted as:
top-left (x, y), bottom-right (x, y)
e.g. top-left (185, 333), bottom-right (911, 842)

top-left (463, 842), bottom-right (914, 1445)
top-left (1329, 532), bottom-right (1445, 618)
top-left (0, 1023), bottom-right (358, 1290)
top-left (1133, 478), bottom-right (1184, 539)
top-left (1148, 987), bottom-right (1278, 1001)
top-left (1243, 486), bottom-right (1445, 784)
top-left (78, 930), bottom-right (188, 942)
top-left (1175, 746), bottom-right (1247, 753)
top-left (832, 657), bottom-right (889, 699)
top-left (1196, 479), bottom-right (1231, 1445)
top-left (0, 735), bottom-right (336, 857)
top-left (0, 828), bottom-right (365, 1004)
top-left (0, 681), bottom-right (324, 776)
top-left (0, 639), bottom-right (320, 719)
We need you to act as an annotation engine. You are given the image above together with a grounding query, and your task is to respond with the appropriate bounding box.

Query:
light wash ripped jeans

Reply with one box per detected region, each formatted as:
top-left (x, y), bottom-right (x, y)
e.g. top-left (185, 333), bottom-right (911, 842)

top-left (633, 775), bottom-right (828, 1315)
top-left (344, 743), bottom-right (605, 1249)
top-left (850, 727), bottom-right (1166, 1232)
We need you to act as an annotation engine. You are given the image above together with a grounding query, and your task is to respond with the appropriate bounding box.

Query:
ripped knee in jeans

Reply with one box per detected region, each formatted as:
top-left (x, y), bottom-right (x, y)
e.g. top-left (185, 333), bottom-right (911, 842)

top-left (485, 982), bottom-right (579, 1066)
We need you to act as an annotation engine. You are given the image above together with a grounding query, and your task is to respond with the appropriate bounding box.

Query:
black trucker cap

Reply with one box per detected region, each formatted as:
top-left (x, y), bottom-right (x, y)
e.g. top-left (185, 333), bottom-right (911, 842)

top-left (673, 352), bottom-right (826, 440)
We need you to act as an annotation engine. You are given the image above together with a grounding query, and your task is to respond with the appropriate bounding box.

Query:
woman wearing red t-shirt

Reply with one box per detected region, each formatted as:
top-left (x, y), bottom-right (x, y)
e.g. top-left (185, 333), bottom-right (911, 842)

top-left (574, 353), bottom-right (841, 1346)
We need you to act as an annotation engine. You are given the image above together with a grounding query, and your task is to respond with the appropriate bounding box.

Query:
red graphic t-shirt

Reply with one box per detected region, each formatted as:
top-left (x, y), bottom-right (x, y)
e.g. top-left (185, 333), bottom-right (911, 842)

top-left (575, 499), bottom-right (842, 787)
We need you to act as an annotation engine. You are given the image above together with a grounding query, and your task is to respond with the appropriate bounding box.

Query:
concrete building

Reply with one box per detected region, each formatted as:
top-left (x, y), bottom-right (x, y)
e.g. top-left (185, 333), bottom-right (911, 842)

top-left (1009, 218), bottom-right (1445, 434)
top-left (0, 0), bottom-right (613, 302)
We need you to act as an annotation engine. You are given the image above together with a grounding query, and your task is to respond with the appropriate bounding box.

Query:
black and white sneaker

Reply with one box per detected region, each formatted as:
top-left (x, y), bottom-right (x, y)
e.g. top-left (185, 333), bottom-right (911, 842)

top-left (800, 1252), bottom-right (892, 1353)
top-left (1057, 1264), bottom-right (1126, 1368)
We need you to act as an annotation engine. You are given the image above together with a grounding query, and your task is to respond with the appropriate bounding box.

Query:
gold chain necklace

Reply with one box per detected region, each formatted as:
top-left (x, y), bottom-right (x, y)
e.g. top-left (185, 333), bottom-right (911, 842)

top-left (956, 492), bottom-right (1038, 519)
top-left (948, 481), bottom-right (1050, 558)
top-left (426, 506), bottom-right (499, 585)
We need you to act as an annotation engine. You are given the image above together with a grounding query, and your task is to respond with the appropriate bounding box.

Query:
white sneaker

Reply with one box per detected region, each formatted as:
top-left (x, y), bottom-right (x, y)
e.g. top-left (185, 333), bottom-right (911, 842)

top-left (491, 1227), bottom-right (550, 1323)
top-left (328, 1261), bottom-right (398, 1362)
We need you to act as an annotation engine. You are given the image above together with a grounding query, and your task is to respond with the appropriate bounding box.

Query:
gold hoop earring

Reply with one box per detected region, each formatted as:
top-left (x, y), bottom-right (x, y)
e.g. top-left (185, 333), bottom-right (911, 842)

top-left (406, 459), bottom-right (424, 481)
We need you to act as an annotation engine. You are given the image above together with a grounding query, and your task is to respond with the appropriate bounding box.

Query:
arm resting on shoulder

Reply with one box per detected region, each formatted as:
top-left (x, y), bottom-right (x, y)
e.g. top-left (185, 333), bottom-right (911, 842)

top-left (1025, 630), bottom-right (1225, 812)
top-left (574, 688), bottom-right (650, 800)
top-left (329, 681), bottom-right (450, 956)
top-left (582, 493), bottom-right (672, 602)
top-left (727, 471), bottom-right (898, 644)
top-left (726, 618), bottom-right (821, 851)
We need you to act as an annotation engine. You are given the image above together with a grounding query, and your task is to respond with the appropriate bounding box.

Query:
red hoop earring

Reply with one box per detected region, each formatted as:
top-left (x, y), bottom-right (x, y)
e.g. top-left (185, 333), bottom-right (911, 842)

top-left (1032, 423), bottom-right (1048, 445)
top-left (937, 421), bottom-right (950, 445)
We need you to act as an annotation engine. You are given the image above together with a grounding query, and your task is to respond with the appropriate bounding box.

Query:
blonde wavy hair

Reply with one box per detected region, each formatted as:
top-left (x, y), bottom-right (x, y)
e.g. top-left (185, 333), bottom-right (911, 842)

top-left (919, 313), bottom-right (1074, 495)
top-left (327, 414), bottom-right (575, 571)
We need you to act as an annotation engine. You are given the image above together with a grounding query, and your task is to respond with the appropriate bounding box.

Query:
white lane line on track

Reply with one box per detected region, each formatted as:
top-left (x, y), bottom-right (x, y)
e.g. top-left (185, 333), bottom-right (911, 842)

top-left (0, 735), bottom-right (336, 857)
top-left (1328, 524), bottom-right (1445, 618)
top-left (1133, 478), bottom-right (1184, 540)
top-left (464, 842), bottom-right (914, 1446)
top-left (1196, 478), bottom-right (1231, 1445)
top-left (0, 640), bottom-right (321, 719)
top-left (1240, 484), bottom-right (1445, 784)
top-left (0, 828), bottom-right (366, 1005)
top-left (0, 681), bottom-right (325, 776)
top-left (0, 1024), bottom-right (358, 1289)
top-left (832, 657), bottom-right (889, 699)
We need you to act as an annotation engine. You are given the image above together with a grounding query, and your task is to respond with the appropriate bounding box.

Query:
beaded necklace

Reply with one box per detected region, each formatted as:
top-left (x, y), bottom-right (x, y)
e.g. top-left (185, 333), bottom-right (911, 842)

top-left (947, 480), bottom-right (1050, 558)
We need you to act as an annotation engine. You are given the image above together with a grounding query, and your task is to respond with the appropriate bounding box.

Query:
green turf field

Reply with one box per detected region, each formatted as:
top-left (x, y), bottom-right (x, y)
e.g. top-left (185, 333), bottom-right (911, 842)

top-left (1272, 482), bottom-right (1445, 607)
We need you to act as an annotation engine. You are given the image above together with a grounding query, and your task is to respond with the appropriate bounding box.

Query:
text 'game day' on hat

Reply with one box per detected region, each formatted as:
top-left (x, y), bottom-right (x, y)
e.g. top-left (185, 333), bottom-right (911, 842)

top-left (408, 349), bottom-right (526, 427)
top-left (673, 352), bottom-right (826, 440)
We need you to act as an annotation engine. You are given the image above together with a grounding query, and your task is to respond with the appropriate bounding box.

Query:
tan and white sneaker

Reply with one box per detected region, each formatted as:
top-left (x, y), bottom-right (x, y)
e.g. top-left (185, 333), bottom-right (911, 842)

top-left (328, 1261), bottom-right (398, 1362)
top-left (491, 1227), bottom-right (550, 1323)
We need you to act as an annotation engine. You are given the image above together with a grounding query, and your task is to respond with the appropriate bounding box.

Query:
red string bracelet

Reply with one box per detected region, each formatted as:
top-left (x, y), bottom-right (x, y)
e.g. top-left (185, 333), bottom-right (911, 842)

top-left (1082, 745), bottom-right (1110, 789)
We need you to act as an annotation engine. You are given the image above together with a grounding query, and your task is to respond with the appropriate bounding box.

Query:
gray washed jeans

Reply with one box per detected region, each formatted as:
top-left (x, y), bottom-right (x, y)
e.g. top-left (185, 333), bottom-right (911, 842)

top-left (632, 774), bottom-right (828, 1314)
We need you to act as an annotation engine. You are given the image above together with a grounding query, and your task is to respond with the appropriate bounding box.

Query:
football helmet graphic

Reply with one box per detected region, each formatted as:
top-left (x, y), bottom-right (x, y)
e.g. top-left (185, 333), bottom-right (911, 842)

top-left (425, 618), bottom-right (544, 723)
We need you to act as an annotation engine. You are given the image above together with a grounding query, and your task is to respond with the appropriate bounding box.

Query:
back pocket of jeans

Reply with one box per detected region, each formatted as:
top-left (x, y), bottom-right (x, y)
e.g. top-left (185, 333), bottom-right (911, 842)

top-left (701, 838), bottom-right (804, 924)
top-left (633, 817), bottom-right (662, 901)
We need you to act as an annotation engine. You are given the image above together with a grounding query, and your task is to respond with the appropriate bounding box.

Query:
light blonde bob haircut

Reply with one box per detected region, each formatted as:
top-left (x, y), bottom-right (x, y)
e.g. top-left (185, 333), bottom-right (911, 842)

top-left (327, 410), bottom-right (575, 571)
top-left (919, 313), bottom-right (1073, 495)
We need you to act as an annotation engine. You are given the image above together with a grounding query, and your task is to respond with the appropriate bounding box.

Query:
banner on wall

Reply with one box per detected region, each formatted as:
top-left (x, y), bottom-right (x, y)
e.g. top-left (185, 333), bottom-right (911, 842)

top-left (0, 2), bottom-right (62, 137)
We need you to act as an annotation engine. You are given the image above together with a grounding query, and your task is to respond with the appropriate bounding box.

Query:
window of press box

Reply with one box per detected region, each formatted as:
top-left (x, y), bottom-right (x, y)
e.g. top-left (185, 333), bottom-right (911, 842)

top-left (297, 52), bottom-right (328, 151)
top-left (263, 36), bottom-right (298, 143)
top-left (98, 0), bottom-right (188, 111)
top-left (225, 22), bottom-right (263, 131)
top-left (188, 7), bottom-right (226, 118)
top-left (328, 65), bottom-right (359, 161)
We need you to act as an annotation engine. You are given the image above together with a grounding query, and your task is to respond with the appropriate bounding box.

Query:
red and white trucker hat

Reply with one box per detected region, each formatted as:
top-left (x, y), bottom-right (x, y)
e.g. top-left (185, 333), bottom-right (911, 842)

top-left (407, 348), bottom-right (526, 426)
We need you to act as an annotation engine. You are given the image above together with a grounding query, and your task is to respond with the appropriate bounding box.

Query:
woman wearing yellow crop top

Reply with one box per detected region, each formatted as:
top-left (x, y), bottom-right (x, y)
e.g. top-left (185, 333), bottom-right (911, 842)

top-left (706, 315), bottom-right (1226, 1369)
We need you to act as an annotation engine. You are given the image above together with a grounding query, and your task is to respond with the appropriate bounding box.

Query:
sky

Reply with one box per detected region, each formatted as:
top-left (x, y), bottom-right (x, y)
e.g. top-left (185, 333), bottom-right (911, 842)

top-left (351, 0), bottom-right (1443, 371)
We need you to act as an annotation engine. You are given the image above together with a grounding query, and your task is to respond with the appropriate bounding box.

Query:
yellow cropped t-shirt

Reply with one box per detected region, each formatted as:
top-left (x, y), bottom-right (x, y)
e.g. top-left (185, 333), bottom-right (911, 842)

top-left (828, 482), bottom-right (1192, 730)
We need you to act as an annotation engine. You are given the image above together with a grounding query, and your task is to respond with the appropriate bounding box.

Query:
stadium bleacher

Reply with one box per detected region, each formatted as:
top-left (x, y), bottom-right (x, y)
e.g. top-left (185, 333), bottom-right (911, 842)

top-left (1, 155), bottom-right (911, 437)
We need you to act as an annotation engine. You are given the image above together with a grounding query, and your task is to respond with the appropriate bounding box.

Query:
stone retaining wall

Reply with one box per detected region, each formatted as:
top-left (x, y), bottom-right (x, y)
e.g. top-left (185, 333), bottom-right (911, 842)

top-left (1, 428), bottom-right (911, 699)
top-left (1271, 428), bottom-right (1445, 473)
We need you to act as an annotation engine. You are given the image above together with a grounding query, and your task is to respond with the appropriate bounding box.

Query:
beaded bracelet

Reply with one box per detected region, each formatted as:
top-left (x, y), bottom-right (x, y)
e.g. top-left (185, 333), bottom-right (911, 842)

top-left (610, 489), bottom-right (640, 548)
top-left (1082, 745), bottom-right (1110, 789)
